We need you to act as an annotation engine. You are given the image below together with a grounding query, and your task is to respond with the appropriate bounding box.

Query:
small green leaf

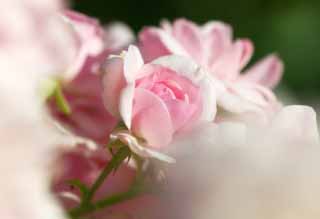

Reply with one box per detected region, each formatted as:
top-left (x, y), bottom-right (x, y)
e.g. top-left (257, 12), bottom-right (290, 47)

top-left (54, 83), bottom-right (71, 115)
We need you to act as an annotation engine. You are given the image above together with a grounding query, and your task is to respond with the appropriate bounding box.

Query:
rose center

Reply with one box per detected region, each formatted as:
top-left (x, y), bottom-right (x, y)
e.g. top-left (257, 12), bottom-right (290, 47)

top-left (149, 80), bottom-right (189, 103)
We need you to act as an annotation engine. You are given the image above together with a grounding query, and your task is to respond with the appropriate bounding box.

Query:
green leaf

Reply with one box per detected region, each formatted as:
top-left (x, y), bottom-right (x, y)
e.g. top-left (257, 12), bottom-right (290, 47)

top-left (54, 83), bottom-right (71, 115)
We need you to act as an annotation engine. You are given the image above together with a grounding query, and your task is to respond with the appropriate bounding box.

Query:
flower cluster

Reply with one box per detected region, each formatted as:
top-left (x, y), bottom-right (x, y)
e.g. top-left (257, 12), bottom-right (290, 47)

top-left (1, 1), bottom-right (320, 219)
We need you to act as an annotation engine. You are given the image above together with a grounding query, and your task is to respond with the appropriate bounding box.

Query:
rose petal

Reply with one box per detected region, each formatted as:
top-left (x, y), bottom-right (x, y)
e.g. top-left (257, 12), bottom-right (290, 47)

top-left (119, 83), bottom-right (135, 129)
top-left (139, 27), bottom-right (189, 62)
top-left (241, 54), bottom-right (284, 88)
top-left (172, 19), bottom-right (204, 64)
top-left (153, 55), bottom-right (217, 121)
top-left (139, 28), bottom-right (172, 62)
top-left (132, 88), bottom-right (174, 149)
top-left (211, 39), bottom-right (253, 80)
top-left (165, 99), bottom-right (199, 131)
top-left (202, 21), bottom-right (233, 67)
top-left (63, 10), bottom-right (105, 80)
top-left (102, 57), bottom-right (126, 117)
top-left (124, 45), bottom-right (144, 83)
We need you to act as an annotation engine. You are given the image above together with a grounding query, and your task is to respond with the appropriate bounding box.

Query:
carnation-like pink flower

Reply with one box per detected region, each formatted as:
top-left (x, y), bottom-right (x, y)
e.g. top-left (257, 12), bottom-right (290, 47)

top-left (139, 19), bottom-right (284, 123)
top-left (102, 45), bottom-right (216, 161)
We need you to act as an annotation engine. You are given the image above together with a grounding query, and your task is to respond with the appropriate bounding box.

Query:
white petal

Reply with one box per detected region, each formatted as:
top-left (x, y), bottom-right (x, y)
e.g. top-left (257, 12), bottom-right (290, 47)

top-left (271, 105), bottom-right (319, 146)
top-left (156, 29), bottom-right (190, 56)
top-left (152, 55), bottom-right (203, 84)
top-left (124, 45), bottom-right (144, 83)
top-left (119, 83), bottom-right (135, 129)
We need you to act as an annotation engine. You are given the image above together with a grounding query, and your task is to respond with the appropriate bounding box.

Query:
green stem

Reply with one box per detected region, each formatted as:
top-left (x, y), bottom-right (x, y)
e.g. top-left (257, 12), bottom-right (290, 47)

top-left (85, 146), bottom-right (131, 203)
top-left (68, 146), bottom-right (134, 218)
top-left (54, 83), bottom-right (71, 115)
top-left (69, 187), bottom-right (141, 218)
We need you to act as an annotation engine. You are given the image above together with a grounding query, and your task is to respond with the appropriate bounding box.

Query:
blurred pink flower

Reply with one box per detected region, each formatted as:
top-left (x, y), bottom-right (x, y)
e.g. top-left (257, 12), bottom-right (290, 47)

top-left (102, 46), bottom-right (216, 161)
top-left (62, 10), bottom-right (106, 81)
top-left (139, 19), bottom-right (284, 124)
top-left (51, 13), bottom-right (134, 145)
top-left (50, 70), bottom-right (118, 145)
top-left (0, 1), bottom-right (79, 219)
top-left (62, 10), bottom-right (134, 81)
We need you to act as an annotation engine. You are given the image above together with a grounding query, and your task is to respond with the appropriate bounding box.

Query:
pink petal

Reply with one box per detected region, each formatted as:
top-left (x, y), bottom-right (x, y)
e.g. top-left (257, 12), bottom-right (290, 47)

top-left (172, 19), bottom-right (204, 64)
top-left (63, 10), bottom-right (105, 80)
top-left (211, 39), bottom-right (253, 81)
top-left (202, 21), bottom-right (233, 66)
top-left (238, 39), bottom-right (254, 69)
top-left (241, 54), bottom-right (284, 88)
top-left (102, 57), bottom-right (126, 117)
top-left (139, 27), bottom-right (189, 62)
top-left (165, 99), bottom-right (199, 131)
top-left (132, 88), bottom-right (174, 149)
top-left (153, 55), bottom-right (217, 121)
top-left (139, 28), bottom-right (172, 62)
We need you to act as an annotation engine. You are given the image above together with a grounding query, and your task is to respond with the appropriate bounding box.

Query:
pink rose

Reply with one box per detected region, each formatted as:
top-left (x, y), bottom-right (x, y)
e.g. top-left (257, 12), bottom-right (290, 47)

top-left (62, 10), bottom-right (105, 81)
top-left (102, 46), bottom-right (216, 161)
top-left (62, 11), bottom-right (134, 81)
top-left (50, 12), bottom-right (134, 145)
top-left (139, 19), bottom-right (284, 123)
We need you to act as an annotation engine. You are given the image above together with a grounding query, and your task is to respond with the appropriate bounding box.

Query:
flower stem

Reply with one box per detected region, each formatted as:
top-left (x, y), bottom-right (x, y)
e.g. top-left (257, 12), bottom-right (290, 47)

top-left (86, 146), bottom-right (131, 202)
top-left (69, 186), bottom-right (142, 218)
top-left (68, 146), bottom-right (134, 218)
top-left (54, 83), bottom-right (71, 115)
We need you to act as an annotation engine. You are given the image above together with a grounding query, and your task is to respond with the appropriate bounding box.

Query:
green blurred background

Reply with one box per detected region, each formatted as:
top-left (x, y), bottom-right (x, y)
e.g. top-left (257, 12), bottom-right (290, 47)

top-left (72, 0), bottom-right (320, 103)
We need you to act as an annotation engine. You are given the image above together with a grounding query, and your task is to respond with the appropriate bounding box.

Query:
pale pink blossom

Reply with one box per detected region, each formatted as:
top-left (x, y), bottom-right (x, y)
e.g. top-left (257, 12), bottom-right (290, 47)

top-left (62, 10), bottom-right (106, 81)
top-left (0, 0), bottom-right (79, 219)
top-left (139, 19), bottom-right (284, 123)
top-left (50, 14), bottom-right (134, 145)
top-left (102, 45), bottom-right (216, 161)
top-left (50, 70), bottom-right (118, 145)
top-left (62, 11), bottom-right (134, 81)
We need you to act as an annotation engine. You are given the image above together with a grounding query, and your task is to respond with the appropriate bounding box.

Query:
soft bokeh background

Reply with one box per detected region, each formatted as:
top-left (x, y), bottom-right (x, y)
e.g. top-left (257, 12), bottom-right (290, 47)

top-left (72, 0), bottom-right (320, 106)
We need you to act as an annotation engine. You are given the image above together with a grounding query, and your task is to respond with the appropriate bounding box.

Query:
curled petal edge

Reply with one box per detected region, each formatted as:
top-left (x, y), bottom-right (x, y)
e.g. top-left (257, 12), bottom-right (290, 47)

top-left (110, 130), bottom-right (176, 163)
